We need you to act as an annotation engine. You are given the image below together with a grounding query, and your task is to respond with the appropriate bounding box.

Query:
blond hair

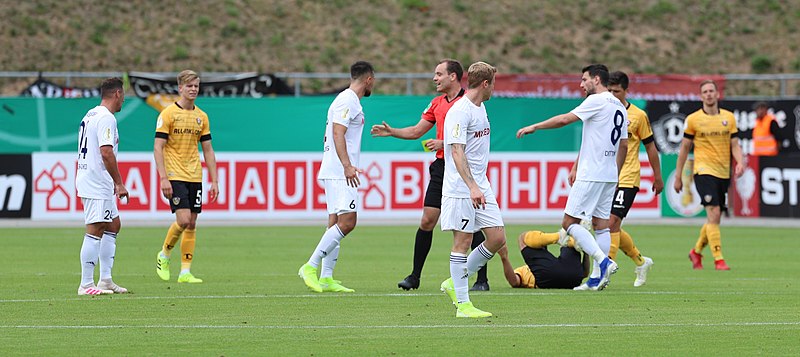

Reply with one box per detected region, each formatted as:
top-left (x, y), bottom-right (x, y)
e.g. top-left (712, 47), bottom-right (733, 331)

top-left (467, 61), bottom-right (497, 89)
top-left (177, 70), bottom-right (199, 86)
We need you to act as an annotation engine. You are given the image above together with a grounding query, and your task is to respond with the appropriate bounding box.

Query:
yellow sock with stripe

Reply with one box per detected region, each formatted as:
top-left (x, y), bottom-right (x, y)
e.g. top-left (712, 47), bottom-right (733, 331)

top-left (705, 224), bottom-right (723, 261)
top-left (609, 232), bottom-right (621, 260)
top-left (523, 231), bottom-right (559, 248)
top-left (162, 222), bottom-right (184, 256)
top-left (620, 229), bottom-right (645, 266)
top-left (694, 224), bottom-right (708, 254)
top-left (180, 229), bottom-right (197, 271)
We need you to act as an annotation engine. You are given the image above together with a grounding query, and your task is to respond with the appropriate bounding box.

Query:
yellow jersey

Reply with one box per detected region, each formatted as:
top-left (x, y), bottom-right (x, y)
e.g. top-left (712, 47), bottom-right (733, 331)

top-left (155, 102), bottom-right (211, 182)
top-left (683, 108), bottom-right (737, 179)
top-left (514, 265), bottom-right (536, 288)
top-left (618, 102), bottom-right (654, 188)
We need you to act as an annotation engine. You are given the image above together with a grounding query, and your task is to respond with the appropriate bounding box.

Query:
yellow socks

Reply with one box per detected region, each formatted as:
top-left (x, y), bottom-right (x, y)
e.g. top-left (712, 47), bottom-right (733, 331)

top-left (523, 231), bottom-right (559, 248)
top-left (705, 224), bottom-right (723, 261)
top-left (694, 224), bottom-right (708, 254)
top-left (609, 232), bottom-right (621, 260)
top-left (162, 222), bottom-right (185, 256)
top-left (181, 229), bottom-right (197, 271)
top-left (619, 229), bottom-right (645, 266)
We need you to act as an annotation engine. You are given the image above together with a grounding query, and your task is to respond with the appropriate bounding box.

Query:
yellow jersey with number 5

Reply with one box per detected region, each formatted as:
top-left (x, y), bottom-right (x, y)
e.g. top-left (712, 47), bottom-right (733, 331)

top-left (155, 102), bottom-right (211, 183)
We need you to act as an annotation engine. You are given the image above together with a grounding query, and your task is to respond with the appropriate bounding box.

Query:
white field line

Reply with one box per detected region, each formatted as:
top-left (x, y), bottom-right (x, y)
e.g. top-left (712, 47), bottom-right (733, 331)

top-left (2, 322), bottom-right (799, 329)
top-left (0, 290), bottom-right (794, 304)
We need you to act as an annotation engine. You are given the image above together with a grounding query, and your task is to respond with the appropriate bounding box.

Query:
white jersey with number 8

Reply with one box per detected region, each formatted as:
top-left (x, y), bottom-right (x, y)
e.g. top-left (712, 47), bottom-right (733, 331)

top-left (570, 91), bottom-right (628, 183)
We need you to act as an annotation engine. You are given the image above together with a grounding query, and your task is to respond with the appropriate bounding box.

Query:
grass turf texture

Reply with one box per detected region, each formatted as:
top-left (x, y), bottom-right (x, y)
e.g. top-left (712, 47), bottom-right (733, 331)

top-left (1, 224), bottom-right (798, 355)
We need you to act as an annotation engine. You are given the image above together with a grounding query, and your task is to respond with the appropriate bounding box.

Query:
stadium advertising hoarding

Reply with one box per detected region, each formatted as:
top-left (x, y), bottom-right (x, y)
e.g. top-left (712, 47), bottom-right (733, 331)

top-left (27, 152), bottom-right (660, 221)
top-left (758, 154), bottom-right (800, 218)
top-left (0, 154), bottom-right (32, 218)
top-left (649, 100), bottom-right (800, 218)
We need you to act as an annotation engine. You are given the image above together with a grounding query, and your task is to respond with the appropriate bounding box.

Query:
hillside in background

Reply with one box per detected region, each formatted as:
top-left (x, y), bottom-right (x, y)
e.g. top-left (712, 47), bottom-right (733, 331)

top-left (2, 0), bottom-right (799, 95)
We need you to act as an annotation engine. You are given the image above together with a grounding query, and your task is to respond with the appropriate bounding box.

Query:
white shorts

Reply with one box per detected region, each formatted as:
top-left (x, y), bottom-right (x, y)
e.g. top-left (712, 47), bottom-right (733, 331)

top-left (564, 180), bottom-right (616, 220)
top-left (82, 197), bottom-right (119, 225)
top-left (441, 195), bottom-right (504, 233)
top-left (322, 179), bottom-right (359, 215)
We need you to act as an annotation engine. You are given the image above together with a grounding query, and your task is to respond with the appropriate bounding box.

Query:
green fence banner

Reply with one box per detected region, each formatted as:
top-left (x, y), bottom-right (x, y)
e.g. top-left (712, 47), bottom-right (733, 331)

top-left (0, 96), bottom-right (615, 153)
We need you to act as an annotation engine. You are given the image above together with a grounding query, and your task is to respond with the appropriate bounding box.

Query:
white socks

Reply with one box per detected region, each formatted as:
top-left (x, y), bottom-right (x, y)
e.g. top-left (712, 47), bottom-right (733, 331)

top-left (308, 224), bottom-right (345, 269)
top-left (567, 223), bottom-right (607, 263)
top-left (320, 244), bottom-right (340, 279)
top-left (99, 231), bottom-right (117, 281)
top-left (80, 234), bottom-right (101, 286)
top-left (449, 252), bottom-right (468, 303)
top-left (450, 242), bottom-right (496, 303)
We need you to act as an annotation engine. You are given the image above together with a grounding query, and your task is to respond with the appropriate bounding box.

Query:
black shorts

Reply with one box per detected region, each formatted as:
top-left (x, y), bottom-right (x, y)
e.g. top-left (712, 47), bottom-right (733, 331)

top-left (423, 158), bottom-right (444, 208)
top-left (170, 181), bottom-right (203, 213)
top-left (611, 187), bottom-right (638, 219)
top-left (521, 247), bottom-right (584, 289)
top-left (694, 174), bottom-right (730, 209)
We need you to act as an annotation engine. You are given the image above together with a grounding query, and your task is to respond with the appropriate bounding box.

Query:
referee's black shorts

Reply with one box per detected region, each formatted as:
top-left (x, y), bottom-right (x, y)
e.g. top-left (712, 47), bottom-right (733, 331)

top-left (423, 158), bottom-right (444, 208)
top-left (694, 174), bottom-right (730, 209)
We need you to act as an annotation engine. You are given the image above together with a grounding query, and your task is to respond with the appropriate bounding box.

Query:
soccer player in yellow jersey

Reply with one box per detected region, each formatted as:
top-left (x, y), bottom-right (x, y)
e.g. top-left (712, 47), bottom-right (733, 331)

top-left (674, 79), bottom-right (744, 271)
top-left (604, 71), bottom-right (663, 287)
top-left (497, 230), bottom-right (589, 289)
top-left (154, 70), bottom-right (219, 283)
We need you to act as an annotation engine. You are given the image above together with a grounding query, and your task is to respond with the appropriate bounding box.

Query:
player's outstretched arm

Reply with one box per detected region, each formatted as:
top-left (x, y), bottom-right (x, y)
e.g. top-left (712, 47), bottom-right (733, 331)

top-left (370, 119), bottom-right (433, 140)
top-left (497, 245), bottom-right (521, 288)
top-left (516, 113), bottom-right (580, 139)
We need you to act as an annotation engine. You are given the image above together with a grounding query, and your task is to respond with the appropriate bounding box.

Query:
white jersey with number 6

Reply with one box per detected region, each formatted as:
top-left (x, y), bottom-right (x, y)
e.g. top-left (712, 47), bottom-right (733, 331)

top-left (442, 97), bottom-right (493, 198)
top-left (570, 91), bottom-right (629, 183)
top-left (76, 106), bottom-right (119, 199)
top-left (317, 88), bottom-right (365, 180)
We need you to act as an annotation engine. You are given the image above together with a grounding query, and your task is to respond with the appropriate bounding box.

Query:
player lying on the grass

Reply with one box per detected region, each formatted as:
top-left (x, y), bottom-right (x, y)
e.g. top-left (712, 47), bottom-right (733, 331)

top-left (524, 224), bottom-right (654, 287)
top-left (498, 230), bottom-right (590, 289)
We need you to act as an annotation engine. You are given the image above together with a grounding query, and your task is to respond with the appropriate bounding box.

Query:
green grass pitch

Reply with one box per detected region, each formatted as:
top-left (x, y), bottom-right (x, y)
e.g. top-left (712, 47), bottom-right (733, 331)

top-left (1, 223), bottom-right (798, 356)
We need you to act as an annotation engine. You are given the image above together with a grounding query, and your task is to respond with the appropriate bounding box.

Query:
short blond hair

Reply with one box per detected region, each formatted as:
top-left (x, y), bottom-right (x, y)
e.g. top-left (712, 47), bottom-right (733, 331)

top-left (467, 61), bottom-right (497, 89)
top-left (177, 70), bottom-right (199, 86)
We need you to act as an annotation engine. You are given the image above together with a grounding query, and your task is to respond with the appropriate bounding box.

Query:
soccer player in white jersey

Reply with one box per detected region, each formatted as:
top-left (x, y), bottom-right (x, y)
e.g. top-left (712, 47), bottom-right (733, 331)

top-left (75, 77), bottom-right (129, 295)
top-left (517, 64), bottom-right (629, 291)
top-left (439, 61), bottom-right (505, 318)
top-left (299, 61), bottom-right (375, 293)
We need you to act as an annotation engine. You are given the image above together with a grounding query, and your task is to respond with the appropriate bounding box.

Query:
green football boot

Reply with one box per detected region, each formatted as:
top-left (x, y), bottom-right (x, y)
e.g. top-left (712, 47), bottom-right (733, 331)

top-left (156, 251), bottom-right (170, 281)
top-left (440, 278), bottom-right (457, 306)
top-left (298, 263), bottom-right (322, 292)
top-left (177, 272), bottom-right (203, 283)
top-left (456, 301), bottom-right (492, 318)
top-left (319, 277), bottom-right (355, 292)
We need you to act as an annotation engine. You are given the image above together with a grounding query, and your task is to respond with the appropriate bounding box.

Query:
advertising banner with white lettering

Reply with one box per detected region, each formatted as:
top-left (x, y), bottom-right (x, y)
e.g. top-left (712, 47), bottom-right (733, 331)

top-left (29, 152), bottom-right (661, 221)
top-left (758, 154), bottom-right (800, 218)
top-left (0, 154), bottom-right (32, 218)
top-left (647, 100), bottom-right (800, 156)
top-left (21, 78), bottom-right (101, 98)
top-left (493, 74), bottom-right (725, 100)
top-left (128, 72), bottom-right (293, 99)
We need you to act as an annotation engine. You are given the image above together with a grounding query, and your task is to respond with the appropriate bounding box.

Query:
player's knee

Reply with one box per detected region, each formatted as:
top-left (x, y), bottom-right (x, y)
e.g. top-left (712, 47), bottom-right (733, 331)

top-left (419, 215), bottom-right (437, 231)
